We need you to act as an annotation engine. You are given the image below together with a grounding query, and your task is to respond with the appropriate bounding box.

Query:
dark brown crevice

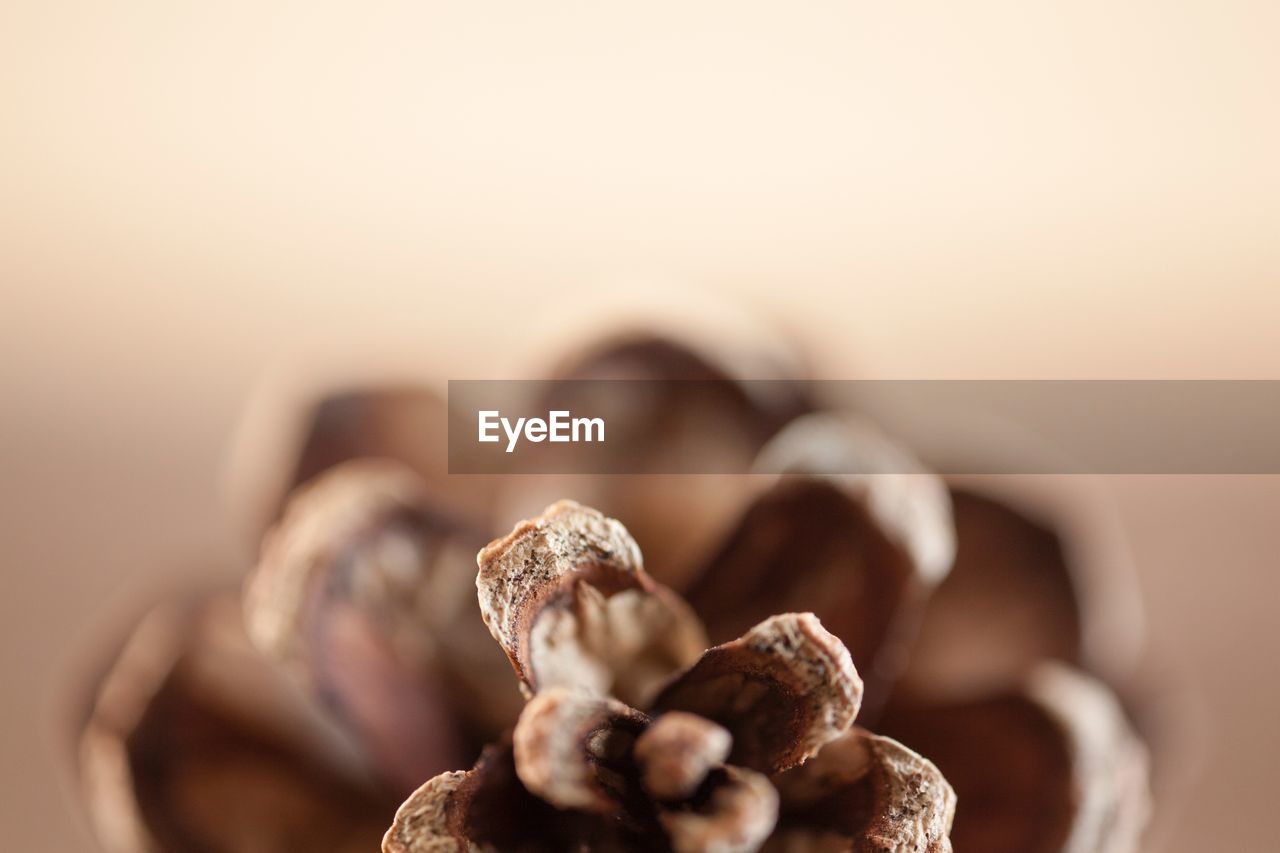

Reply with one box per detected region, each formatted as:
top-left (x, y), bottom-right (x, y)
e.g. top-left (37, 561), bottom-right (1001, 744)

top-left (387, 738), bottom-right (666, 853)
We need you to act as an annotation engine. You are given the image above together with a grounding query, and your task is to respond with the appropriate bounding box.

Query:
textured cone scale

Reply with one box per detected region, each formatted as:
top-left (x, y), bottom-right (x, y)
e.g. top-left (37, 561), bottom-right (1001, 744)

top-left (77, 322), bottom-right (1156, 853)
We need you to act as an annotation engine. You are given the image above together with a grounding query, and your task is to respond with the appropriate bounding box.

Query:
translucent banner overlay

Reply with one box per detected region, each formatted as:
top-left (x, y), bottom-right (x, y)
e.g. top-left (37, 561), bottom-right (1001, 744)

top-left (447, 380), bottom-right (1280, 474)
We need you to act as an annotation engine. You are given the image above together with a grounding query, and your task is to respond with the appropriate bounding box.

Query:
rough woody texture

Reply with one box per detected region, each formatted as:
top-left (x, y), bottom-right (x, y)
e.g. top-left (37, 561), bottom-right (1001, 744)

top-left (686, 415), bottom-right (954, 715)
top-left (653, 613), bottom-right (863, 775)
top-left (383, 739), bottom-right (598, 853)
top-left (768, 728), bottom-right (956, 853)
top-left (510, 687), bottom-right (781, 851)
top-left (80, 594), bottom-right (389, 853)
top-left (384, 502), bottom-right (892, 852)
top-left (660, 766), bottom-right (780, 853)
top-left (512, 688), bottom-right (649, 814)
top-left (381, 771), bottom-right (471, 853)
top-left (634, 712), bottom-right (733, 801)
top-left (387, 691), bottom-right (782, 853)
top-left (476, 500), bottom-right (707, 706)
top-left (76, 315), bottom-right (1164, 853)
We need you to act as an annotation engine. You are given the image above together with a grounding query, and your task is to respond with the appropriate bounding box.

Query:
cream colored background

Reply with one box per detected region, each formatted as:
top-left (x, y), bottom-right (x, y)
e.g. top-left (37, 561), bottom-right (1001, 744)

top-left (2, 2), bottom-right (1278, 850)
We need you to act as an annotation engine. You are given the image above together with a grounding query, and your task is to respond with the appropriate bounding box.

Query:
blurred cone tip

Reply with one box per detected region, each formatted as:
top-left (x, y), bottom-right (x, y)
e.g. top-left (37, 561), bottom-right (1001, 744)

top-left (504, 277), bottom-right (811, 382)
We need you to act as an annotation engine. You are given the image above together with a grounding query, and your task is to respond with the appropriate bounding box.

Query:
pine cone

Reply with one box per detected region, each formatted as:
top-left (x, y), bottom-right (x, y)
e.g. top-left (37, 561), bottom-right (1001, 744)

top-left (76, 328), bottom-right (1154, 852)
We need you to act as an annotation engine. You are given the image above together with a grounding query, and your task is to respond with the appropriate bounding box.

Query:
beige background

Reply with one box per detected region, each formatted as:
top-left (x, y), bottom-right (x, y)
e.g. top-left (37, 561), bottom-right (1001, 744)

top-left (3, 2), bottom-right (1278, 850)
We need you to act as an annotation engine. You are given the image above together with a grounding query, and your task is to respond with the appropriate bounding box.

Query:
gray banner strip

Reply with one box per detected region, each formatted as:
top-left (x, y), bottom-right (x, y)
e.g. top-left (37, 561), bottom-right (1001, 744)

top-left (447, 380), bottom-right (1280, 474)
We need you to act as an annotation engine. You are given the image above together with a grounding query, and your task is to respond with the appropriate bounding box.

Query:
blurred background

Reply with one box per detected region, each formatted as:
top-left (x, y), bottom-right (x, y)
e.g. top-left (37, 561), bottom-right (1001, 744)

top-left (2, 2), bottom-right (1278, 850)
